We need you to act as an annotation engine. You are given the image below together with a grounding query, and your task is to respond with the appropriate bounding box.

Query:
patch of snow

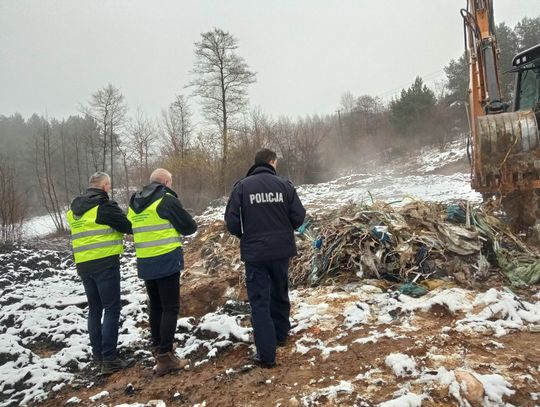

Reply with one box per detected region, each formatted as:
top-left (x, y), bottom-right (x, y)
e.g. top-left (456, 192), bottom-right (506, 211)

top-left (89, 390), bottom-right (109, 402)
top-left (475, 373), bottom-right (515, 405)
top-left (377, 392), bottom-right (424, 407)
top-left (301, 380), bottom-right (354, 405)
top-left (385, 353), bottom-right (417, 377)
top-left (198, 313), bottom-right (251, 342)
top-left (400, 288), bottom-right (473, 314)
top-left (295, 336), bottom-right (347, 359)
top-left (456, 289), bottom-right (540, 337)
top-left (343, 302), bottom-right (371, 328)
top-left (291, 302), bottom-right (330, 333)
top-left (417, 139), bottom-right (466, 173)
top-left (23, 214), bottom-right (57, 237)
top-left (353, 328), bottom-right (403, 345)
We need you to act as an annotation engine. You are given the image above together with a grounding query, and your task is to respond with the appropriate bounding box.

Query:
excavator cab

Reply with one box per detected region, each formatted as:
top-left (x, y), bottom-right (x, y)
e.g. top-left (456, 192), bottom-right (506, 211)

top-left (512, 44), bottom-right (540, 113)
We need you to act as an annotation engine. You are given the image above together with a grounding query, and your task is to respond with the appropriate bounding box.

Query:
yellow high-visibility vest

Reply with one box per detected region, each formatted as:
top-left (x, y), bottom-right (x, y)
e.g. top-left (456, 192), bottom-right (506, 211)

top-left (127, 196), bottom-right (182, 259)
top-left (66, 205), bottom-right (124, 264)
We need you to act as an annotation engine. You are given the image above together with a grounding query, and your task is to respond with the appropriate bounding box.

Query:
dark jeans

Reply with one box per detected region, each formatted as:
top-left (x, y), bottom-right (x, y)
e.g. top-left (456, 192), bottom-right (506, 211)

top-left (80, 264), bottom-right (121, 361)
top-left (145, 272), bottom-right (180, 354)
top-left (245, 259), bottom-right (291, 363)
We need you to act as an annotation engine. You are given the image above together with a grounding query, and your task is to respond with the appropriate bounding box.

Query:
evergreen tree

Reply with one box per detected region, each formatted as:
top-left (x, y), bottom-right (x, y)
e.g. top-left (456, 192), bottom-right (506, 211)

top-left (389, 76), bottom-right (436, 136)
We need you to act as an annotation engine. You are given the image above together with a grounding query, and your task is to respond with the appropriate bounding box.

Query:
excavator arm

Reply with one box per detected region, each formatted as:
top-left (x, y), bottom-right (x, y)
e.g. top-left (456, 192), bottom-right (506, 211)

top-left (462, 0), bottom-right (540, 196)
top-left (462, 0), bottom-right (504, 116)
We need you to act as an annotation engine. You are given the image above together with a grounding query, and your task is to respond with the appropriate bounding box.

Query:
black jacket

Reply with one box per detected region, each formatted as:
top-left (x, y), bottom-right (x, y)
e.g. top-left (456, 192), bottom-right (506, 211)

top-left (129, 182), bottom-right (197, 280)
top-left (224, 164), bottom-right (306, 262)
top-left (70, 188), bottom-right (132, 276)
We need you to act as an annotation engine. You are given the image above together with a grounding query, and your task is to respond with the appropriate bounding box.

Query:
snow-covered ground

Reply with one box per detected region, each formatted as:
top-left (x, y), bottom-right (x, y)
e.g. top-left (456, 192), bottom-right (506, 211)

top-left (2, 247), bottom-right (539, 406)
top-left (8, 139), bottom-right (536, 406)
top-left (288, 283), bottom-right (540, 406)
top-left (0, 246), bottom-right (254, 406)
top-left (23, 214), bottom-right (58, 238)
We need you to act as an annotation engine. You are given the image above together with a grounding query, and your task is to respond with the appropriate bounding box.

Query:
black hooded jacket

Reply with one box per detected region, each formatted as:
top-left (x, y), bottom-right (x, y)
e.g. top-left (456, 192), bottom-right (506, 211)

top-left (129, 182), bottom-right (197, 280)
top-left (69, 188), bottom-right (132, 276)
top-left (224, 164), bottom-right (306, 262)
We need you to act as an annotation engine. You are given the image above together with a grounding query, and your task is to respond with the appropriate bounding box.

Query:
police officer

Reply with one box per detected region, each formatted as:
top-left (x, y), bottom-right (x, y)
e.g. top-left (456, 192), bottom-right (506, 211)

top-left (66, 172), bottom-right (134, 375)
top-left (128, 168), bottom-right (197, 376)
top-left (225, 149), bottom-right (306, 368)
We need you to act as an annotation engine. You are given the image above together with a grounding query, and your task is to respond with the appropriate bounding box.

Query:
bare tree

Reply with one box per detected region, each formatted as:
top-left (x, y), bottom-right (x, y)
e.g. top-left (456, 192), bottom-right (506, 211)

top-left (129, 109), bottom-right (156, 187)
top-left (269, 115), bottom-right (326, 184)
top-left (354, 95), bottom-right (384, 139)
top-left (271, 117), bottom-right (300, 180)
top-left (33, 122), bottom-right (66, 232)
top-left (82, 84), bottom-right (127, 197)
top-left (161, 95), bottom-right (194, 190)
top-left (0, 160), bottom-right (26, 243)
top-left (161, 95), bottom-right (193, 159)
top-left (296, 115), bottom-right (327, 183)
top-left (340, 91), bottom-right (356, 114)
top-left (189, 28), bottom-right (256, 194)
top-left (115, 139), bottom-right (133, 206)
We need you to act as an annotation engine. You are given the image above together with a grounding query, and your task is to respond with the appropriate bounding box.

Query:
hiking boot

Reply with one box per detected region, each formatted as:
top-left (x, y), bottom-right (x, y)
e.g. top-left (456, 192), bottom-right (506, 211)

top-left (277, 339), bottom-right (287, 347)
top-left (150, 345), bottom-right (159, 358)
top-left (92, 354), bottom-right (103, 368)
top-left (101, 357), bottom-right (135, 375)
top-left (155, 352), bottom-right (188, 376)
top-left (252, 355), bottom-right (276, 369)
top-left (92, 352), bottom-right (103, 361)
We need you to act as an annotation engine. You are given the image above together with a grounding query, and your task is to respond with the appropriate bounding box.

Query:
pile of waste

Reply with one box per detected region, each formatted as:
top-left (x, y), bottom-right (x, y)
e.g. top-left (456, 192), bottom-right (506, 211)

top-left (290, 200), bottom-right (540, 290)
top-left (188, 221), bottom-right (242, 276)
top-left (191, 200), bottom-right (540, 295)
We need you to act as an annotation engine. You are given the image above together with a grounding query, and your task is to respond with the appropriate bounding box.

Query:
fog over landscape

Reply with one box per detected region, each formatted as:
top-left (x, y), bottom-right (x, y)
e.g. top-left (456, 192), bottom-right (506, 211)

top-left (1, 0), bottom-right (538, 119)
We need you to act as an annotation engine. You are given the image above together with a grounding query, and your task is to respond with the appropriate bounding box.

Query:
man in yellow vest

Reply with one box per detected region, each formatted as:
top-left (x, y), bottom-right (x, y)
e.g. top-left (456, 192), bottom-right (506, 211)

top-left (128, 168), bottom-right (197, 376)
top-left (66, 172), bottom-right (134, 375)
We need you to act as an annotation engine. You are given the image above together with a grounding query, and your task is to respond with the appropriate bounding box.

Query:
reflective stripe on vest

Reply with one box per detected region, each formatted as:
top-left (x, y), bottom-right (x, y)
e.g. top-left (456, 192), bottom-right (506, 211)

top-left (66, 205), bottom-right (124, 264)
top-left (127, 195), bottom-right (182, 259)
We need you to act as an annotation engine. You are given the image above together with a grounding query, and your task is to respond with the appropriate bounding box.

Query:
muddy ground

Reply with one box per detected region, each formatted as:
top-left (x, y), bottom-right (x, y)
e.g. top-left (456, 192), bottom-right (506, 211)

top-left (35, 277), bottom-right (540, 407)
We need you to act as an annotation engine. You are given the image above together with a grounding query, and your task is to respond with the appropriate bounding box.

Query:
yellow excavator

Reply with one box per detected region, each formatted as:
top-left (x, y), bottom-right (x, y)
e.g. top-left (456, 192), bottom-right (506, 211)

top-left (462, 0), bottom-right (540, 226)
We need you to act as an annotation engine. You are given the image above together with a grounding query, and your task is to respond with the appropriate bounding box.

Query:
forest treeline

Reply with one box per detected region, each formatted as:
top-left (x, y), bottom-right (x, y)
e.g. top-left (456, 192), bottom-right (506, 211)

top-left (1, 17), bottom-right (539, 242)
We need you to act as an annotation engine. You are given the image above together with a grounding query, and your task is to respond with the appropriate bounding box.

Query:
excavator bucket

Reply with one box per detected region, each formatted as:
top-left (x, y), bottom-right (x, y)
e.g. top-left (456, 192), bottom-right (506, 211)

top-left (473, 110), bottom-right (540, 193)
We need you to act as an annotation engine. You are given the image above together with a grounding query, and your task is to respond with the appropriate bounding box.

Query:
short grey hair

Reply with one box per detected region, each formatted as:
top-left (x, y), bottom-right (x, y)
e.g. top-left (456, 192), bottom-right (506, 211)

top-left (150, 168), bottom-right (172, 185)
top-left (89, 172), bottom-right (110, 188)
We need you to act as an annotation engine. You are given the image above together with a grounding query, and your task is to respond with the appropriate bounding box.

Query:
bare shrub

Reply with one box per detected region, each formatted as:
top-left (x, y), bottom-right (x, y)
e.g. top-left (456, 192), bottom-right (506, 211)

top-left (0, 161), bottom-right (27, 243)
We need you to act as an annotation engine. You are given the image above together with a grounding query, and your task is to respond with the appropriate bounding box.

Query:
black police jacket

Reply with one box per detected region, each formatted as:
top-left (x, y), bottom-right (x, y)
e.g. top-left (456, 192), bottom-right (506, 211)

top-left (224, 164), bottom-right (306, 262)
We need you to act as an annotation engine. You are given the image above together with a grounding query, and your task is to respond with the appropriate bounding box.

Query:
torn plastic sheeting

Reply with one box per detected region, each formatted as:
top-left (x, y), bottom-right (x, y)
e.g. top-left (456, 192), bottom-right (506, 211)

top-left (496, 248), bottom-right (540, 285)
top-left (434, 222), bottom-right (482, 255)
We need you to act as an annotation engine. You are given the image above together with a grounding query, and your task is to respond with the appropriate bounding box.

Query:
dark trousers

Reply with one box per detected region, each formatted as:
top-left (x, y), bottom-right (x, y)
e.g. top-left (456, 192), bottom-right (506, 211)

top-left (80, 265), bottom-right (121, 361)
top-left (245, 259), bottom-right (291, 363)
top-left (145, 272), bottom-right (180, 354)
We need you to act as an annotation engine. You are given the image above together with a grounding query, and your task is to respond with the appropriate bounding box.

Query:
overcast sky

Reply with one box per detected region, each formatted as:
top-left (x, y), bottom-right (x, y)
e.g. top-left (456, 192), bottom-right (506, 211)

top-left (1, 0), bottom-right (538, 121)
